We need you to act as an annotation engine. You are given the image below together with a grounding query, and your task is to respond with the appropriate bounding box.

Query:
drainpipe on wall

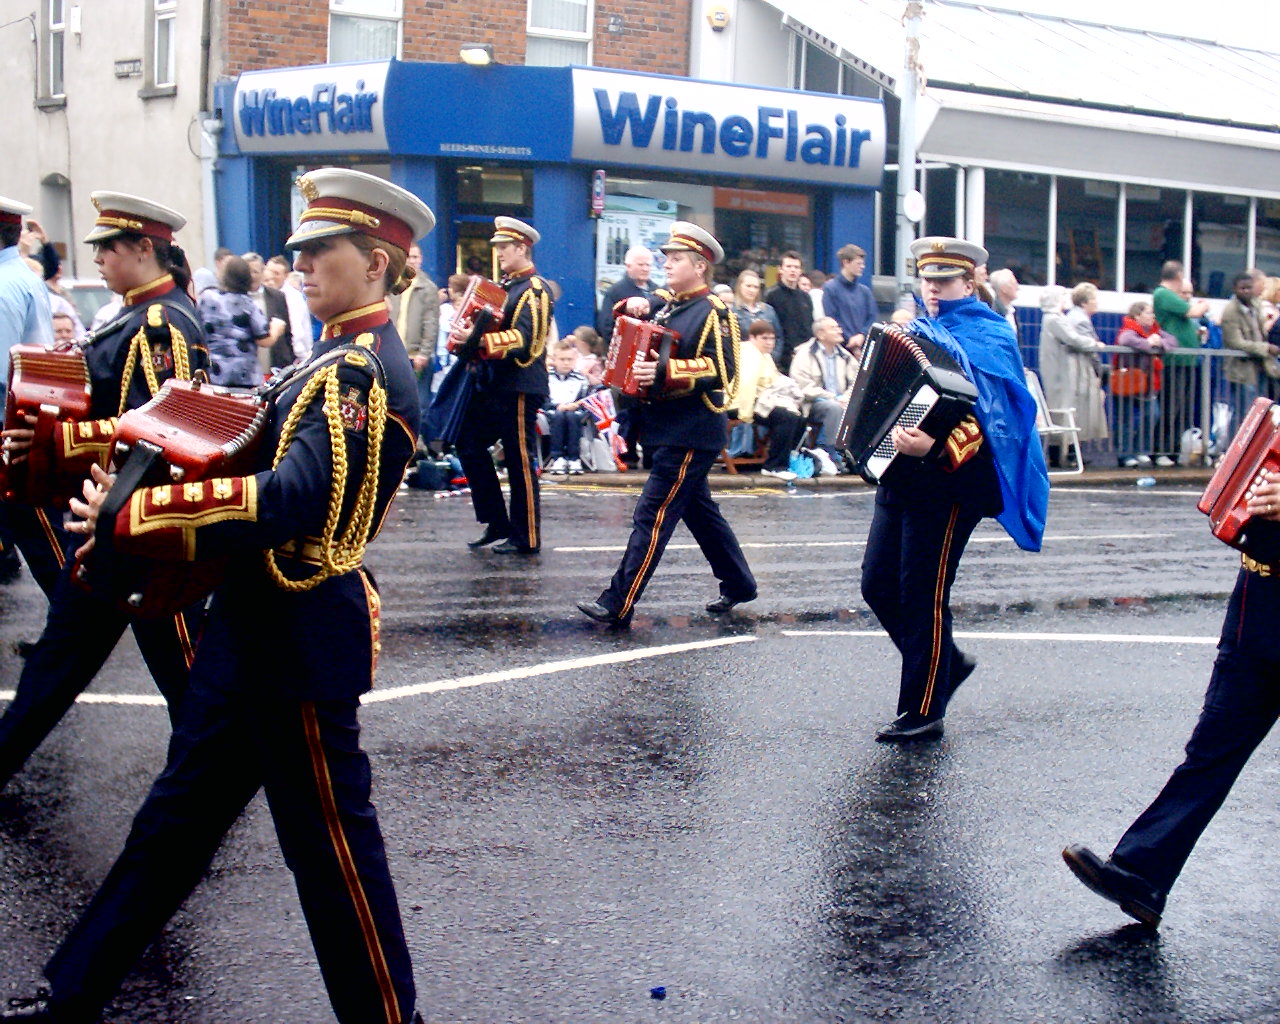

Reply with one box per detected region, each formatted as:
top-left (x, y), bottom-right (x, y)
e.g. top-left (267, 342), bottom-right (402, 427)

top-left (197, 0), bottom-right (219, 265)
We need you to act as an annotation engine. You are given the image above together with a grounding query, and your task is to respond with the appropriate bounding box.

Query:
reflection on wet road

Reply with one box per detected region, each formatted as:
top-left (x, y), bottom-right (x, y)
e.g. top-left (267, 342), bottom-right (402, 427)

top-left (1, 485), bottom-right (1273, 1023)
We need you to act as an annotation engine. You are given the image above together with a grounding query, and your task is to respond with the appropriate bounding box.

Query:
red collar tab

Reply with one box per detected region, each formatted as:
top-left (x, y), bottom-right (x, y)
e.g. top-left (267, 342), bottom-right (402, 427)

top-left (322, 302), bottom-right (390, 341)
top-left (123, 274), bottom-right (176, 306)
top-left (672, 286), bottom-right (710, 303)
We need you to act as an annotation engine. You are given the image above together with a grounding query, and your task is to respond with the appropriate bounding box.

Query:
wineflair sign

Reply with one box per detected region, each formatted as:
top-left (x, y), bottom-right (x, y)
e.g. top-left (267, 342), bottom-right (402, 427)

top-left (570, 68), bottom-right (885, 187)
top-left (232, 62), bottom-right (390, 154)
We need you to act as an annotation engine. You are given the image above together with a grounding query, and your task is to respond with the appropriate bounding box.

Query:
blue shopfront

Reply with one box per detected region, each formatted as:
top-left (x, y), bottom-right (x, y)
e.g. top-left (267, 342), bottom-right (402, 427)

top-left (214, 60), bottom-right (885, 332)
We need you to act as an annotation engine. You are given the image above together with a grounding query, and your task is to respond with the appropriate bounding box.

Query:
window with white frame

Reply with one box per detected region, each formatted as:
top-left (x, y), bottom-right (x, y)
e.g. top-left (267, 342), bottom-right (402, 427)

top-left (153, 0), bottom-right (176, 88)
top-left (330, 0), bottom-right (402, 63)
top-left (42, 0), bottom-right (65, 100)
top-left (526, 0), bottom-right (592, 67)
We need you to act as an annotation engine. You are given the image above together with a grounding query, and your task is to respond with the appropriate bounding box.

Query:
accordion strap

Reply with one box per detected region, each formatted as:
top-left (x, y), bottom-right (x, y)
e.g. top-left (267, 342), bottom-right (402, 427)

top-left (263, 342), bottom-right (388, 592)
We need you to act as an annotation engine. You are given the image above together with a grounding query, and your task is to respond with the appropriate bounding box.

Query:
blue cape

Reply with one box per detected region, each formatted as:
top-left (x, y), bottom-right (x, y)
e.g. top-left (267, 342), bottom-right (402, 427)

top-left (909, 297), bottom-right (1048, 552)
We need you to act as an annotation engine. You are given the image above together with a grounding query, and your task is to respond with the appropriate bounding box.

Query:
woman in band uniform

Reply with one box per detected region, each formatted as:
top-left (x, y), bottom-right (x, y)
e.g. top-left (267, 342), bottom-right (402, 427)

top-left (0, 192), bottom-right (208, 793)
top-left (0, 169), bottom-right (430, 1024)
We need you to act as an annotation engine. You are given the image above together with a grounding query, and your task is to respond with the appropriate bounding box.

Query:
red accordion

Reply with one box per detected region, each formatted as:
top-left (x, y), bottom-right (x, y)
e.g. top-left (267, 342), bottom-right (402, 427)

top-left (78, 377), bottom-right (269, 619)
top-left (1198, 396), bottom-right (1280, 554)
top-left (604, 316), bottom-right (677, 398)
top-left (447, 276), bottom-right (507, 359)
top-left (1, 343), bottom-right (93, 506)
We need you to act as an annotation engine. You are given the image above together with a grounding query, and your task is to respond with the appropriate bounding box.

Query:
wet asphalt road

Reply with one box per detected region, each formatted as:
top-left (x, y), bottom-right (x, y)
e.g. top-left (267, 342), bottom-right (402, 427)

top-left (2, 477), bottom-right (1279, 1023)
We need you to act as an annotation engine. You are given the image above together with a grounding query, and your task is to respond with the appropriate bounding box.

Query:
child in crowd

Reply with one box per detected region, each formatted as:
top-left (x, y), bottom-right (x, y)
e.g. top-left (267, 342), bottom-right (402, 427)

top-left (571, 324), bottom-right (605, 386)
top-left (544, 339), bottom-right (591, 473)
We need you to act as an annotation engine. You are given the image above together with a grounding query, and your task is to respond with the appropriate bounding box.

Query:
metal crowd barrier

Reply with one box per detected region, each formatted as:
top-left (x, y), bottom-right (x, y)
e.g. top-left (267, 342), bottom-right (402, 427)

top-left (1090, 346), bottom-right (1251, 468)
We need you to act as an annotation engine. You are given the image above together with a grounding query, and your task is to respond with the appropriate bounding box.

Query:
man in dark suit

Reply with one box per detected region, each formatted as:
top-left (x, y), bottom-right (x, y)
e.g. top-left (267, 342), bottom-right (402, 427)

top-left (764, 250), bottom-right (813, 372)
top-left (597, 245), bottom-right (655, 337)
top-left (242, 251), bottom-right (291, 371)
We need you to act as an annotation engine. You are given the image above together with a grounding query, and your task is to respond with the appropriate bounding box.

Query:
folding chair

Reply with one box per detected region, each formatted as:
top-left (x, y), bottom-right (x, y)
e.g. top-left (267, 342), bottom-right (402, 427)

top-left (1024, 368), bottom-right (1084, 476)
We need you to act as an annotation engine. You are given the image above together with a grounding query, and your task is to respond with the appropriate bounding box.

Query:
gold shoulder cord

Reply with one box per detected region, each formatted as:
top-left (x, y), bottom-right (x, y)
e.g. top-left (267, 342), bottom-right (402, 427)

top-left (698, 298), bottom-right (740, 414)
top-left (116, 312), bottom-right (194, 415)
top-left (513, 278), bottom-right (550, 369)
top-left (263, 347), bottom-right (388, 592)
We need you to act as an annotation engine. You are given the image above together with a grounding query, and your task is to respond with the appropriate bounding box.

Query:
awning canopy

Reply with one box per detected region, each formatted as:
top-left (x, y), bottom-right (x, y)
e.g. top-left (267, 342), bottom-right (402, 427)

top-left (771, 0), bottom-right (1280, 134)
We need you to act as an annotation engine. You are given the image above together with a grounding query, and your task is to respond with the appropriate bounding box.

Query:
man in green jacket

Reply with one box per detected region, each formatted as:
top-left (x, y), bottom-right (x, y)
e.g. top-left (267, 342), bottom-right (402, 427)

top-left (1152, 260), bottom-right (1209, 461)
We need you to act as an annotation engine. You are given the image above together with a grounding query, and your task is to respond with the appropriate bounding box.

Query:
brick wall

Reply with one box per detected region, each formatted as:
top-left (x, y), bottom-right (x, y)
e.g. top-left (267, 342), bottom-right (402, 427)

top-left (222, 0), bottom-right (691, 77)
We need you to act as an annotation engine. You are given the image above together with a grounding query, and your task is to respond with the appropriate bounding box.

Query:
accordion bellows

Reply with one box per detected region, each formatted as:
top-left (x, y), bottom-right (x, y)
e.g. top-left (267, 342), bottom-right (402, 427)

top-left (836, 322), bottom-right (978, 485)
top-left (1199, 396), bottom-right (1280, 557)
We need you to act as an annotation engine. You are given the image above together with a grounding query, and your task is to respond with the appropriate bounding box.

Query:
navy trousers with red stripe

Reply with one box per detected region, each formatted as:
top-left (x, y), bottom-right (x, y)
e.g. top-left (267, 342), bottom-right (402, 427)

top-left (860, 490), bottom-right (983, 719)
top-left (42, 597), bottom-right (415, 1024)
top-left (6, 503), bottom-right (73, 598)
top-left (457, 389), bottom-right (541, 550)
top-left (1109, 566), bottom-right (1280, 896)
top-left (598, 445), bottom-right (755, 621)
top-left (0, 551), bottom-right (199, 792)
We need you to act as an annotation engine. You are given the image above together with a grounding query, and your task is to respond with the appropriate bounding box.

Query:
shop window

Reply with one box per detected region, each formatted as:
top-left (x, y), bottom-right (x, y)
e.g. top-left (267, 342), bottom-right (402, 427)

top-left (140, 0), bottom-right (178, 98)
top-left (1257, 199), bottom-right (1280, 278)
top-left (790, 37), bottom-right (880, 98)
top-left (526, 0), bottom-right (592, 67)
top-left (455, 165), bottom-right (533, 214)
top-left (922, 166), bottom-right (957, 240)
top-left (983, 170), bottom-right (1050, 286)
top-left (329, 0), bottom-right (402, 63)
top-left (1193, 192), bottom-right (1251, 298)
top-left (1056, 178), bottom-right (1117, 292)
top-left (1124, 186), bottom-right (1185, 295)
top-left (38, 0), bottom-right (65, 106)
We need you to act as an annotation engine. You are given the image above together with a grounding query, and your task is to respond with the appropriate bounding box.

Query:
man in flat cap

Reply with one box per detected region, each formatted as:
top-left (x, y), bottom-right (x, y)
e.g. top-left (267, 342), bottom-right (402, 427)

top-left (452, 216), bottom-right (553, 555)
top-left (578, 221), bottom-right (756, 627)
top-left (859, 235), bottom-right (1047, 742)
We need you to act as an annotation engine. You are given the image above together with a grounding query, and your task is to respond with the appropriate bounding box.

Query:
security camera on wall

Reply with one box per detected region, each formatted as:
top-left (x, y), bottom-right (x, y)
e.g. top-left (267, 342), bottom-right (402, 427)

top-left (707, 5), bottom-right (730, 31)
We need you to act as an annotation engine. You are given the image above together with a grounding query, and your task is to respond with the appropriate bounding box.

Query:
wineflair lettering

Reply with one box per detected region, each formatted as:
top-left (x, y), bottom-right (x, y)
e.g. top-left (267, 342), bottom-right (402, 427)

top-left (570, 68), bottom-right (885, 188)
top-left (231, 62), bottom-right (390, 154)
top-left (595, 92), bottom-right (872, 168)
top-left (238, 81), bottom-right (379, 138)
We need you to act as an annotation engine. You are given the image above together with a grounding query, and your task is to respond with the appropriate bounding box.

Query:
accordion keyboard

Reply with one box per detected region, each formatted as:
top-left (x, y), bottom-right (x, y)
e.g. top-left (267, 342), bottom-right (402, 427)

top-left (871, 400), bottom-right (931, 460)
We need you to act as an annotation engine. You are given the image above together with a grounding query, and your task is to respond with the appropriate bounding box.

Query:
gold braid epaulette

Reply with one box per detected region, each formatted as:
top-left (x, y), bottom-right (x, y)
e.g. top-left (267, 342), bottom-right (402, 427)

top-left (512, 276), bottom-right (551, 370)
top-left (262, 347), bottom-right (387, 592)
top-left (698, 294), bottom-right (740, 414)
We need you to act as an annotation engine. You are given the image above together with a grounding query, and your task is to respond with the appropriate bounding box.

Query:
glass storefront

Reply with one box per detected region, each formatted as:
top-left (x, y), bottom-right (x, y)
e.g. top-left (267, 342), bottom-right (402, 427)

top-left (1124, 184), bottom-right (1183, 295)
top-left (1056, 178), bottom-right (1117, 291)
top-left (595, 173), bottom-right (816, 303)
top-left (983, 170), bottom-right (1051, 286)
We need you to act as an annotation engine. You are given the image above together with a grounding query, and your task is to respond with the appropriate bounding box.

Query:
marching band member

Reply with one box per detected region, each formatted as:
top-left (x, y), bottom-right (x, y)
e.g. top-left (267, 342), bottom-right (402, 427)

top-left (0, 192), bottom-right (208, 792)
top-left (860, 236), bottom-right (1047, 742)
top-left (1062, 477), bottom-right (1280, 928)
top-left (577, 221), bottom-right (756, 627)
top-left (452, 216), bottom-right (553, 555)
top-left (0, 168), bottom-right (428, 1024)
top-left (0, 193), bottom-right (60, 592)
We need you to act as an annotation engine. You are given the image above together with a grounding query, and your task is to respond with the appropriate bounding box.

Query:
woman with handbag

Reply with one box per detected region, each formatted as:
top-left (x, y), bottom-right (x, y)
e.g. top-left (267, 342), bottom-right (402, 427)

top-left (1113, 301), bottom-right (1176, 468)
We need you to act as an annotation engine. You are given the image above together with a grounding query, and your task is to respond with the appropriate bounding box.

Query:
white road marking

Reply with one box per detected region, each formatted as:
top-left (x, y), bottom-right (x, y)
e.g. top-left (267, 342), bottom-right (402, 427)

top-left (0, 636), bottom-right (760, 709)
top-left (362, 635), bottom-right (757, 703)
top-left (783, 629), bottom-right (1218, 645)
top-left (1055, 487), bottom-right (1202, 497)
top-left (554, 532), bottom-right (1171, 554)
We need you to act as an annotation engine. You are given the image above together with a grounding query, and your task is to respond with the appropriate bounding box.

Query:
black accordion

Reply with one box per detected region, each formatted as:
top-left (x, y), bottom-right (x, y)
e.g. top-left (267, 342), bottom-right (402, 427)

top-left (836, 322), bottom-right (978, 485)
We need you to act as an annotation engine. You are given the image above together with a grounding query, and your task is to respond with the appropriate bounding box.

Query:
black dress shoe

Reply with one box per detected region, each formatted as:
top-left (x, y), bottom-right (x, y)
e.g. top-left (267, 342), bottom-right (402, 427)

top-left (875, 712), bottom-right (944, 742)
top-left (1, 989), bottom-right (56, 1020)
top-left (492, 540), bottom-right (538, 555)
top-left (947, 650), bottom-right (977, 704)
top-left (576, 600), bottom-right (629, 628)
top-left (1062, 844), bottom-right (1164, 927)
top-left (467, 524), bottom-right (510, 548)
top-left (706, 592), bottom-right (757, 614)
